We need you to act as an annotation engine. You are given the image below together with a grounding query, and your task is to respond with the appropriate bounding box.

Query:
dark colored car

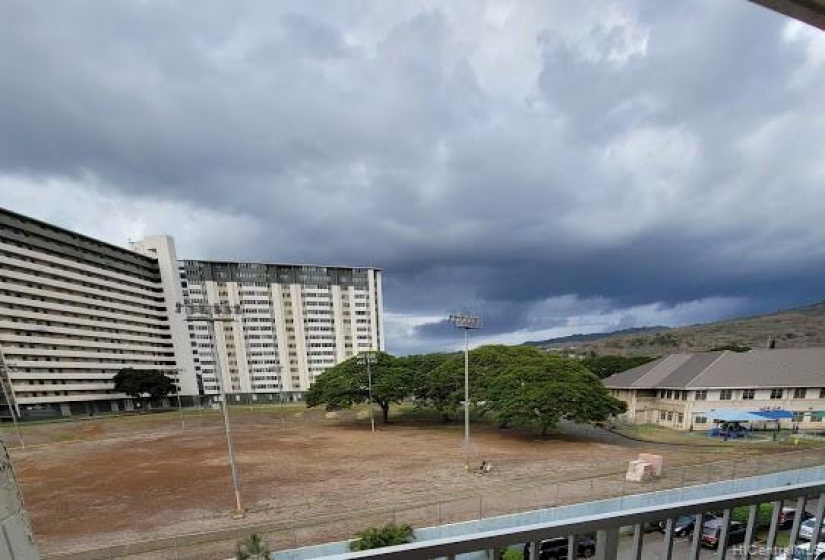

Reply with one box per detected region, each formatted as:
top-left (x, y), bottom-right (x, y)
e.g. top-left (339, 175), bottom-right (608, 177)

top-left (700, 519), bottom-right (747, 548)
top-left (778, 506), bottom-right (814, 529)
top-left (522, 536), bottom-right (596, 560)
top-left (657, 513), bottom-right (718, 537)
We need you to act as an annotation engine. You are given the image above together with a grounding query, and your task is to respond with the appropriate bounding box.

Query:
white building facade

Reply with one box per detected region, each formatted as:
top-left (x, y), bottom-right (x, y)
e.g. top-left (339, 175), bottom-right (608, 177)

top-left (0, 209), bottom-right (181, 418)
top-left (0, 207), bottom-right (384, 417)
top-left (169, 258), bottom-right (384, 402)
top-left (604, 349), bottom-right (825, 431)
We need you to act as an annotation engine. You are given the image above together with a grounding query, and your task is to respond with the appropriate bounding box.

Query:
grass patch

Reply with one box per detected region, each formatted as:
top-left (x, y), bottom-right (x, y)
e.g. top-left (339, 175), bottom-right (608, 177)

top-left (613, 424), bottom-right (742, 447)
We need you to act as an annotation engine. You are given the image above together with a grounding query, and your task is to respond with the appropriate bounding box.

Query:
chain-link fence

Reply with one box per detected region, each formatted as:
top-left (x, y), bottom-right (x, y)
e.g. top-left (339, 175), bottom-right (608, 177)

top-left (40, 447), bottom-right (825, 560)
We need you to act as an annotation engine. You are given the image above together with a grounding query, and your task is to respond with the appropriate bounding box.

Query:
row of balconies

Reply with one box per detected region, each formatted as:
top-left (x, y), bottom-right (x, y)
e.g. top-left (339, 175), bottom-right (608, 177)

top-left (0, 280), bottom-right (166, 320)
top-left (0, 240), bottom-right (162, 294)
top-left (0, 331), bottom-right (174, 352)
top-left (3, 347), bottom-right (175, 362)
top-left (0, 309), bottom-right (171, 336)
top-left (0, 294), bottom-right (165, 326)
top-left (8, 359), bottom-right (173, 370)
top-left (0, 265), bottom-right (165, 311)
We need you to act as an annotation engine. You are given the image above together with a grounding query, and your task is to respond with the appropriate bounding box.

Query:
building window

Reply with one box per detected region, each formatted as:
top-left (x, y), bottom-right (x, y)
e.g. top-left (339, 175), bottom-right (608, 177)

top-left (666, 411), bottom-right (673, 421)
top-left (792, 412), bottom-right (804, 423)
top-left (812, 415), bottom-right (823, 423)
top-left (770, 389), bottom-right (784, 399)
top-left (659, 411), bottom-right (666, 420)
top-left (742, 389), bottom-right (755, 400)
top-left (677, 412), bottom-right (684, 424)
top-left (666, 390), bottom-right (673, 399)
top-left (821, 388), bottom-right (825, 399)
top-left (695, 416), bottom-right (707, 424)
top-left (720, 389), bottom-right (733, 401)
top-left (793, 388), bottom-right (806, 399)
top-left (695, 390), bottom-right (707, 401)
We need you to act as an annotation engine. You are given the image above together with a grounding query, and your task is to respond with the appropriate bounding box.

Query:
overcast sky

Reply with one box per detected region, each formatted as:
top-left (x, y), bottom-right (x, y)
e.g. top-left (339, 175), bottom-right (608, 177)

top-left (1, 1), bottom-right (824, 355)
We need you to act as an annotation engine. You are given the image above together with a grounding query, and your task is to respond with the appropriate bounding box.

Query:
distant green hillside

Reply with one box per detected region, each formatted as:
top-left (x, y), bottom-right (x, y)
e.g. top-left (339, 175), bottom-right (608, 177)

top-left (532, 300), bottom-right (825, 356)
top-left (523, 326), bottom-right (668, 346)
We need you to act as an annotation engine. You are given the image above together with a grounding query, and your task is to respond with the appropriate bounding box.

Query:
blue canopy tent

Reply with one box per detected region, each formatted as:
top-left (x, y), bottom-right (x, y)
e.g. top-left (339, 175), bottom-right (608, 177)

top-left (703, 410), bottom-right (765, 438)
top-left (750, 410), bottom-right (794, 420)
top-left (705, 409), bottom-right (766, 422)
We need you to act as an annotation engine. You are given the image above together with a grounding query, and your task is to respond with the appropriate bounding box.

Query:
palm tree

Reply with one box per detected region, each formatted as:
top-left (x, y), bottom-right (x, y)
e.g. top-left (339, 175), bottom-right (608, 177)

top-left (236, 534), bottom-right (270, 560)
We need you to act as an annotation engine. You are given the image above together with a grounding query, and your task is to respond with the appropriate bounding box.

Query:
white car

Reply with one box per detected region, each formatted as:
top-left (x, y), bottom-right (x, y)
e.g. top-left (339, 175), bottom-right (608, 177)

top-left (800, 518), bottom-right (825, 541)
top-left (776, 542), bottom-right (825, 560)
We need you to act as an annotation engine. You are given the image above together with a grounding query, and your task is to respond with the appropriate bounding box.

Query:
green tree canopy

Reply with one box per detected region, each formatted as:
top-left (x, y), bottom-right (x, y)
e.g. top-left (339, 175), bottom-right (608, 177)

top-left (488, 355), bottom-right (627, 435)
top-left (581, 355), bottom-right (657, 378)
top-left (308, 345), bottom-right (626, 434)
top-left (414, 345), bottom-right (550, 421)
top-left (306, 352), bottom-right (415, 423)
top-left (113, 368), bottom-right (176, 409)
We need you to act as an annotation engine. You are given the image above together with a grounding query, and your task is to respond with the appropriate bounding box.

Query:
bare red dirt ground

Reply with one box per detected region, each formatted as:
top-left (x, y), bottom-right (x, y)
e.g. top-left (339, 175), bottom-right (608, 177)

top-left (2, 406), bottom-right (787, 558)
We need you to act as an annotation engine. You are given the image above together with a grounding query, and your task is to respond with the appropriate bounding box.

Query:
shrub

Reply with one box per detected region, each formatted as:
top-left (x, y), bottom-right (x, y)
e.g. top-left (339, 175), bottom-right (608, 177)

top-left (349, 523), bottom-right (414, 551)
top-left (501, 548), bottom-right (523, 560)
top-left (731, 504), bottom-right (774, 528)
top-left (236, 533), bottom-right (270, 560)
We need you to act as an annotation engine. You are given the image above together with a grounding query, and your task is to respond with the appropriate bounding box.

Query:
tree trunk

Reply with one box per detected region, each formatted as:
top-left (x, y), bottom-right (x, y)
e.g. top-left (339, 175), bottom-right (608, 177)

top-left (541, 425), bottom-right (548, 437)
top-left (381, 402), bottom-right (390, 423)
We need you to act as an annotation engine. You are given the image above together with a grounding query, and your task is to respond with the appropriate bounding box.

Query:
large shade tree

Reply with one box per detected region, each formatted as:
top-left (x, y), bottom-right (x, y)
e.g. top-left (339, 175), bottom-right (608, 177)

top-left (307, 346), bottom-right (626, 434)
top-left (113, 368), bottom-right (177, 410)
top-left (306, 352), bottom-right (415, 423)
top-left (416, 345), bottom-right (557, 421)
top-left (487, 354), bottom-right (627, 435)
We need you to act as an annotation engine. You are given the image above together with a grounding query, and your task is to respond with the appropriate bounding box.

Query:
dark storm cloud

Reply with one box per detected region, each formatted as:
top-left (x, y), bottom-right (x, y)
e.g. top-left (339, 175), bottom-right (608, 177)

top-left (1, 0), bottom-right (824, 353)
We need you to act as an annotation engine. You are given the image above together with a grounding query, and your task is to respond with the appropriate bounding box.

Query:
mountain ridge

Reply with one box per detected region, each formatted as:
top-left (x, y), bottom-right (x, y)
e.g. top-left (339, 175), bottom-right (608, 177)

top-left (529, 299), bottom-right (825, 355)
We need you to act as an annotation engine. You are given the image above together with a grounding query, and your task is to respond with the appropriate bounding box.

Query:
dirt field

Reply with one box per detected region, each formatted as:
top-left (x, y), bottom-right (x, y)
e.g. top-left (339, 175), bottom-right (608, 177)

top-left (1, 406), bottom-right (789, 557)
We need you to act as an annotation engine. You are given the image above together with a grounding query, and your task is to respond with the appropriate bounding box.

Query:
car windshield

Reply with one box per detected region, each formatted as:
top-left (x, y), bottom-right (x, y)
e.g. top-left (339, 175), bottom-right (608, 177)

top-left (702, 525), bottom-right (717, 536)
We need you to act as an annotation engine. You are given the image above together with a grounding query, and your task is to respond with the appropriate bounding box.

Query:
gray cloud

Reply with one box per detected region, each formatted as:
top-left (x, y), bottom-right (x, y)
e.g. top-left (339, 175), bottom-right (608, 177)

top-left (1, 0), bottom-right (824, 354)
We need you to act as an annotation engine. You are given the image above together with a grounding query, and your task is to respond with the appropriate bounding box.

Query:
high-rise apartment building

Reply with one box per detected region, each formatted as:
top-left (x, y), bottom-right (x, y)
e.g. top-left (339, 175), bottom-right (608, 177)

top-left (0, 208), bottom-right (384, 418)
top-left (173, 259), bottom-right (383, 400)
top-left (0, 209), bottom-right (185, 418)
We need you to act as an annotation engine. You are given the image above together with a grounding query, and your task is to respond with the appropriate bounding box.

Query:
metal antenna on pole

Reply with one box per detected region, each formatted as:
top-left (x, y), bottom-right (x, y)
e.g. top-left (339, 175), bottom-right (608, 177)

top-left (448, 313), bottom-right (482, 470)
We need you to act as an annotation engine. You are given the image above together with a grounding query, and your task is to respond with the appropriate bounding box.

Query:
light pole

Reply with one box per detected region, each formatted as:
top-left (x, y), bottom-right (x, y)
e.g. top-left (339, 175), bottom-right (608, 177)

top-left (175, 302), bottom-right (244, 517)
top-left (449, 313), bottom-right (482, 469)
top-left (357, 352), bottom-right (377, 432)
top-left (175, 383), bottom-right (185, 430)
top-left (0, 345), bottom-right (24, 448)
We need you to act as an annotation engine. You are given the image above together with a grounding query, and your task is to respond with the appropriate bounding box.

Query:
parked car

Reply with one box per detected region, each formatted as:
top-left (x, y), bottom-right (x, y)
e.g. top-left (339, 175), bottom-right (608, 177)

top-left (522, 536), bottom-right (596, 560)
top-left (799, 518), bottom-right (825, 541)
top-left (776, 541), bottom-right (825, 560)
top-left (657, 513), bottom-right (718, 537)
top-left (700, 519), bottom-right (747, 548)
top-left (779, 507), bottom-right (815, 529)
